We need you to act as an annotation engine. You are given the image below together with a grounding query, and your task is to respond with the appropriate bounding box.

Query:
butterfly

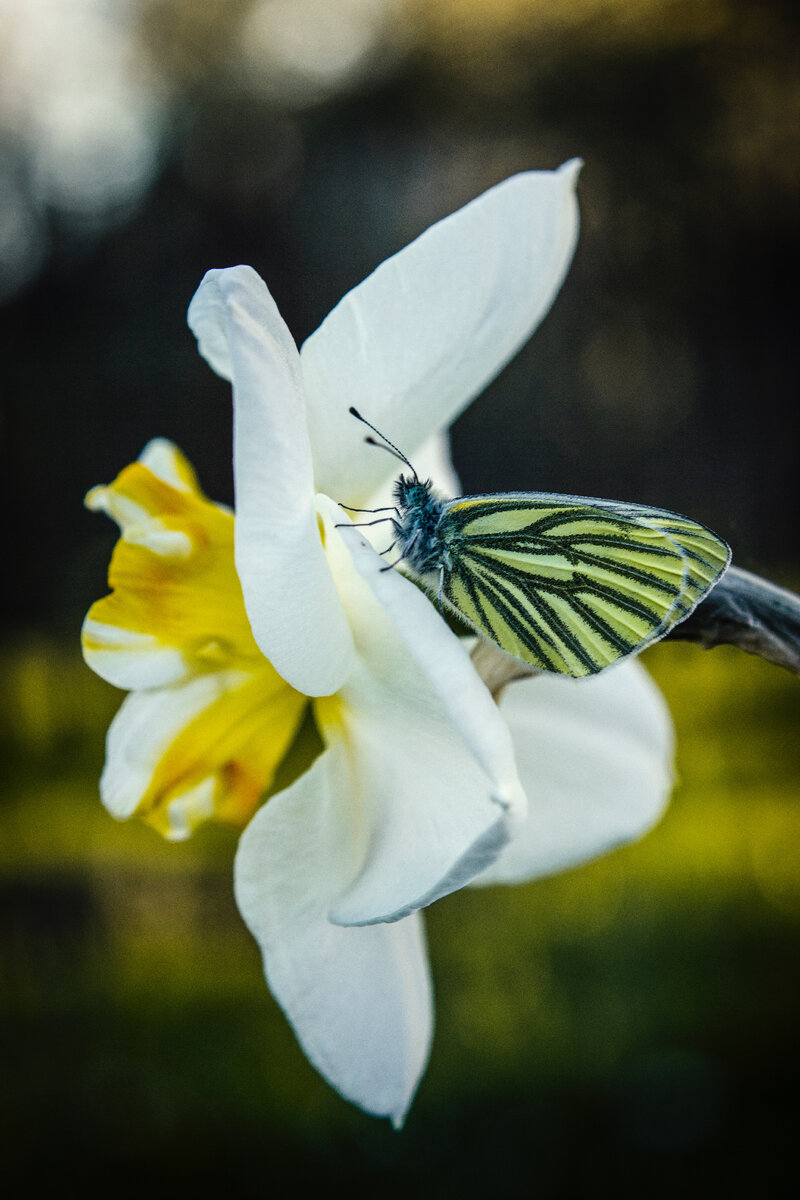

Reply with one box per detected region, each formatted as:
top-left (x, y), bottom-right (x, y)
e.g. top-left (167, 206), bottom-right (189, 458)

top-left (342, 408), bottom-right (731, 677)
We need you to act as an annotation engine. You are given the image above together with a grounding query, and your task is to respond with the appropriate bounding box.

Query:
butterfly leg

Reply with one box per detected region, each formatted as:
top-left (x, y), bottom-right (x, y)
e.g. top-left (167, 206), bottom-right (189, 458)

top-left (334, 516), bottom-right (393, 530)
top-left (379, 555), bottom-right (405, 573)
top-left (336, 503), bottom-right (400, 515)
top-left (334, 517), bottom-right (399, 563)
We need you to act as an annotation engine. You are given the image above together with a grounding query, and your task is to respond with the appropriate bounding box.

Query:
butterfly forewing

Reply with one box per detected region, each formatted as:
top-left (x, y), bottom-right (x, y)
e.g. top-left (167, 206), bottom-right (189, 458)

top-left (438, 493), bottom-right (730, 676)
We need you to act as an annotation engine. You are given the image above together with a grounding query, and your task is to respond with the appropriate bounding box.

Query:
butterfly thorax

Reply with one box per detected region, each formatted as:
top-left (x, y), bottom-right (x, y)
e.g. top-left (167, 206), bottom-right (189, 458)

top-left (392, 475), bottom-right (447, 574)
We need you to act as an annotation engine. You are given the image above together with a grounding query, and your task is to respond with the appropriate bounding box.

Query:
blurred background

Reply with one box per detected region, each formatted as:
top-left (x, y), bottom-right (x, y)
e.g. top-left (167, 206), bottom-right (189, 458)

top-left (1, 0), bottom-right (798, 1194)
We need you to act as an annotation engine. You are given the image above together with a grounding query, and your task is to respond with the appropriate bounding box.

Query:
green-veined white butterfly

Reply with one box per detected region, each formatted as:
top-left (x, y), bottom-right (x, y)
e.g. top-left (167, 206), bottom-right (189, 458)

top-left (343, 408), bottom-right (731, 678)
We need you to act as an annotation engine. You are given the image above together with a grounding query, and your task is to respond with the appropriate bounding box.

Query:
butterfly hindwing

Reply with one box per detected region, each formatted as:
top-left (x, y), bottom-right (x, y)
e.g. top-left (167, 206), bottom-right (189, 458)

top-left (437, 492), bottom-right (731, 677)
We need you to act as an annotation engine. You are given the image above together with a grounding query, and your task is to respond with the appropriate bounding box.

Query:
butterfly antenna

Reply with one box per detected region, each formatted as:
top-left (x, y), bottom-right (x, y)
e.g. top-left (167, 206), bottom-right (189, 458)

top-left (349, 407), bottom-right (418, 481)
top-left (364, 436), bottom-right (408, 466)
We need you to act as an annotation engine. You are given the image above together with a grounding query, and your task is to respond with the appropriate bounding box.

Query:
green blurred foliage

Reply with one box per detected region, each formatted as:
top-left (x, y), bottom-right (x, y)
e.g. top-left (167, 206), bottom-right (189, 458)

top-left (1, 639), bottom-right (798, 1195)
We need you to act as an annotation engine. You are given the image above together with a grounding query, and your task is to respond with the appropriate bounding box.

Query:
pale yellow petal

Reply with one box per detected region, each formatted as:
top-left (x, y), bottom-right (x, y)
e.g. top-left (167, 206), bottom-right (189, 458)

top-left (82, 451), bottom-right (261, 689)
top-left (138, 438), bottom-right (203, 494)
top-left (102, 666), bottom-right (308, 840)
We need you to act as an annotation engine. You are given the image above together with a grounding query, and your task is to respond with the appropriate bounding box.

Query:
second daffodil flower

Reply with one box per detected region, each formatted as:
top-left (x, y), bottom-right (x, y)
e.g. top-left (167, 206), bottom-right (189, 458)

top-left (82, 161), bottom-right (674, 1126)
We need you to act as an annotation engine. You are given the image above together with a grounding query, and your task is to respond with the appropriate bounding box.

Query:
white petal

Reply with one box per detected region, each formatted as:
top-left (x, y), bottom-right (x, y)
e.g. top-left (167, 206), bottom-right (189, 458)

top-left (163, 776), bottom-right (217, 842)
top-left (188, 267), bottom-right (354, 697)
top-left (473, 660), bottom-right (674, 886)
top-left (301, 161), bottom-right (581, 503)
top-left (123, 523), bottom-right (193, 558)
top-left (409, 430), bottom-right (462, 499)
top-left (85, 484), bottom-right (150, 529)
top-left (234, 743), bottom-right (432, 1126)
top-left (186, 272), bottom-right (236, 381)
top-left (138, 438), bottom-right (198, 493)
top-left (318, 497), bottom-right (526, 926)
top-left (100, 669), bottom-right (250, 821)
top-left (81, 618), bottom-right (188, 690)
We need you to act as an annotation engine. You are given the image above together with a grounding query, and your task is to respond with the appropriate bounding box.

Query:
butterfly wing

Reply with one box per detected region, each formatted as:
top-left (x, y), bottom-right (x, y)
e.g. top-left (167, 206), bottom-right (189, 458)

top-left (436, 492), bottom-right (731, 677)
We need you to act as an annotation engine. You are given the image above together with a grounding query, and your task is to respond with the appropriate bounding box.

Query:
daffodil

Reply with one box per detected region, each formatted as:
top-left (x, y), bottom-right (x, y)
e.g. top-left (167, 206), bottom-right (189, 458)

top-left (82, 161), bottom-right (673, 1125)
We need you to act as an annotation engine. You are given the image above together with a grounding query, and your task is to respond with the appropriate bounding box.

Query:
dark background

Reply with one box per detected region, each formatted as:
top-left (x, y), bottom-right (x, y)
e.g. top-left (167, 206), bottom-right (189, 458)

top-left (2, 0), bottom-right (798, 641)
top-left (1, 2), bottom-right (798, 1195)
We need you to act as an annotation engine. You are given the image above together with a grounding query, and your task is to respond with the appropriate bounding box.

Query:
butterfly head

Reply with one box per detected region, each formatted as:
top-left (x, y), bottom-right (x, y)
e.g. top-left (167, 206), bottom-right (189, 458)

top-left (346, 408), bottom-right (446, 574)
top-left (393, 473), bottom-right (432, 510)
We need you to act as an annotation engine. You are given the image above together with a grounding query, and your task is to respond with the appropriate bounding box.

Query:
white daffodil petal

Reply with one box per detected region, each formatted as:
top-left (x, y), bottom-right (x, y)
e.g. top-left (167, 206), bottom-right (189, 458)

top-left (234, 743), bottom-right (432, 1127)
top-left (473, 660), bottom-right (674, 886)
top-left (123, 523), bottom-right (193, 558)
top-left (85, 484), bottom-right (150, 529)
top-left (164, 776), bottom-right (217, 842)
top-left (408, 430), bottom-right (462, 500)
top-left (100, 669), bottom-right (251, 821)
top-left (99, 663), bottom-right (305, 838)
top-left (138, 438), bottom-right (200, 494)
top-left (302, 161), bottom-right (581, 504)
top-left (188, 266), bottom-right (354, 697)
top-left (316, 497), bottom-right (526, 927)
top-left (186, 271), bottom-right (236, 381)
top-left (81, 619), bottom-right (188, 690)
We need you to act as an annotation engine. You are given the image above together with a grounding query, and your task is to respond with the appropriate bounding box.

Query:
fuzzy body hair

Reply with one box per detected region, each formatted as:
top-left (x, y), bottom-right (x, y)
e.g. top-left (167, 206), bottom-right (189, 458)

top-left (391, 475), bottom-right (450, 575)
